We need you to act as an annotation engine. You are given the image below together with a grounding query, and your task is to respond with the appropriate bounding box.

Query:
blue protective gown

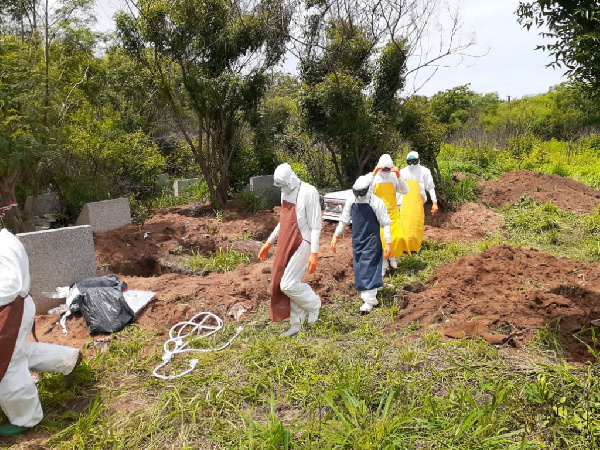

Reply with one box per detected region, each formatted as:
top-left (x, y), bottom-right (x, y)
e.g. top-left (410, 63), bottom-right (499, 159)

top-left (351, 202), bottom-right (384, 291)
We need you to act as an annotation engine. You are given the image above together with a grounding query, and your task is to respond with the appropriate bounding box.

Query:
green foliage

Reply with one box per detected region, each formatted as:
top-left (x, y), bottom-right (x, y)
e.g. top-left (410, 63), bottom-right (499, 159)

top-left (300, 19), bottom-right (407, 187)
top-left (182, 247), bottom-right (251, 273)
top-left (236, 189), bottom-right (263, 214)
top-left (517, 1), bottom-right (600, 94)
top-left (147, 181), bottom-right (209, 210)
top-left (116, 0), bottom-right (292, 207)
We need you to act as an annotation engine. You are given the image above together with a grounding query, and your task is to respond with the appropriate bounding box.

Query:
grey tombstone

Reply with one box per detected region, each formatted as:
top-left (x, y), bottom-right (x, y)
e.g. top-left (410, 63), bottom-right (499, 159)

top-left (250, 175), bottom-right (280, 209)
top-left (157, 173), bottom-right (170, 190)
top-left (76, 198), bottom-right (132, 232)
top-left (173, 178), bottom-right (201, 197)
top-left (17, 225), bottom-right (97, 313)
top-left (24, 192), bottom-right (60, 219)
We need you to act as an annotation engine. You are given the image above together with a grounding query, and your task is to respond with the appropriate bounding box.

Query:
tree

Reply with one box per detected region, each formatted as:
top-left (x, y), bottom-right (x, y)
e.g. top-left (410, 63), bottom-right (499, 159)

top-left (517, 1), bottom-right (600, 94)
top-left (0, 36), bottom-right (44, 231)
top-left (116, 0), bottom-right (292, 207)
top-left (299, 20), bottom-right (408, 187)
top-left (296, 0), bottom-right (477, 187)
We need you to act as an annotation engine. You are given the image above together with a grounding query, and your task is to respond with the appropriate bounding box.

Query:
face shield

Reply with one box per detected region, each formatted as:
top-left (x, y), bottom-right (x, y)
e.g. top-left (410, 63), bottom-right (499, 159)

top-left (273, 163), bottom-right (300, 195)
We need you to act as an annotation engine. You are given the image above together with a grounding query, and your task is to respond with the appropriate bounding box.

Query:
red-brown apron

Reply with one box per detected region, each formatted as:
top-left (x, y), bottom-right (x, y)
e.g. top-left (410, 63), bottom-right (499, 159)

top-left (270, 188), bottom-right (304, 322)
top-left (0, 295), bottom-right (25, 383)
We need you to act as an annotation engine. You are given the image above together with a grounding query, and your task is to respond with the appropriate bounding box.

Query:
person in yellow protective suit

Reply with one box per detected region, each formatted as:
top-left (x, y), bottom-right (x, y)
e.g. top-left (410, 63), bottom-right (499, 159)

top-left (398, 151), bottom-right (438, 252)
top-left (370, 154), bottom-right (409, 276)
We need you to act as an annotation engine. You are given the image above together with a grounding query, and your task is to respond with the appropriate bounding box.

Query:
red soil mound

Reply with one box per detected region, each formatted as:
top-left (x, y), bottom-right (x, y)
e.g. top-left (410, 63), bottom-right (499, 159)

top-left (397, 244), bottom-right (600, 360)
top-left (477, 170), bottom-right (600, 214)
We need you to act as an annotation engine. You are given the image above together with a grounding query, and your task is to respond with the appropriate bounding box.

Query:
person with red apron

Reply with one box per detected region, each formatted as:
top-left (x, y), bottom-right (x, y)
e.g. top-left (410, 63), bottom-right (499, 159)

top-left (371, 154), bottom-right (409, 276)
top-left (258, 164), bottom-right (322, 337)
top-left (0, 228), bottom-right (81, 436)
top-left (330, 175), bottom-right (392, 312)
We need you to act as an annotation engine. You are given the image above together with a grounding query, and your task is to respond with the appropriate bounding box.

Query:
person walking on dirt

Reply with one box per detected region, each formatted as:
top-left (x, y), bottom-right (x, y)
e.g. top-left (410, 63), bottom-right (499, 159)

top-left (330, 175), bottom-right (392, 313)
top-left (399, 151), bottom-right (438, 215)
top-left (371, 154), bottom-right (409, 276)
top-left (0, 228), bottom-right (82, 436)
top-left (258, 163), bottom-right (322, 337)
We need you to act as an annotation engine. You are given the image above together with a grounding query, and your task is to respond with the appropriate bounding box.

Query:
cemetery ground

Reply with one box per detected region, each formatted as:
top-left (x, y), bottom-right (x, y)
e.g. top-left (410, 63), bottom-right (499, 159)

top-left (4, 170), bottom-right (600, 448)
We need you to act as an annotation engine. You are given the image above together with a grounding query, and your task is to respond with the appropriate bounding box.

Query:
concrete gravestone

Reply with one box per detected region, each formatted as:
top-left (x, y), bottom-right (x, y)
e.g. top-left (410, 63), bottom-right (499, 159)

top-left (157, 173), bottom-right (170, 190)
top-left (76, 198), bottom-right (132, 232)
top-left (17, 225), bottom-right (97, 313)
top-left (173, 178), bottom-right (202, 197)
top-left (250, 175), bottom-right (280, 209)
top-left (24, 192), bottom-right (61, 219)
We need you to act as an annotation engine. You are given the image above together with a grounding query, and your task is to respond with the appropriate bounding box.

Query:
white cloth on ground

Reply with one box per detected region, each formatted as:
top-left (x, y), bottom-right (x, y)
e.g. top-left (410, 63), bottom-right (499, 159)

top-left (280, 240), bottom-right (321, 326)
top-left (334, 193), bottom-right (392, 243)
top-left (268, 166), bottom-right (322, 254)
top-left (398, 164), bottom-right (437, 204)
top-left (0, 296), bottom-right (79, 427)
top-left (0, 229), bottom-right (30, 307)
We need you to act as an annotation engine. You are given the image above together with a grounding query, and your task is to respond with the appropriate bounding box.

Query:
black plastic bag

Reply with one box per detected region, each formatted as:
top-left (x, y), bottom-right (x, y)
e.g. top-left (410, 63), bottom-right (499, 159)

top-left (75, 274), bottom-right (127, 292)
top-left (78, 287), bottom-right (135, 333)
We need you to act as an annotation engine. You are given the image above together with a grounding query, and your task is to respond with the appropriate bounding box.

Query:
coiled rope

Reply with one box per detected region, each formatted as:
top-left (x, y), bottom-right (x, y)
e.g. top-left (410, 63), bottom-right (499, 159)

top-left (153, 312), bottom-right (243, 380)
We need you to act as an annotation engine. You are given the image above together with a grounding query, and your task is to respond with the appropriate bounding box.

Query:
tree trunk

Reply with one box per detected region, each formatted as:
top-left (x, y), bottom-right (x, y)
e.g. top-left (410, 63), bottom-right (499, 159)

top-left (0, 170), bottom-right (26, 233)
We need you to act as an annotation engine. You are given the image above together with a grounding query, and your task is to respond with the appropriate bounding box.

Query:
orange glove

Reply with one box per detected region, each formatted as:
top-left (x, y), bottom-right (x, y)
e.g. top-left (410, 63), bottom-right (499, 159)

top-left (431, 202), bottom-right (439, 216)
top-left (391, 166), bottom-right (400, 177)
top-left (307, 252), bottom-right (318, 274)
top-left (330, 235), bottom-right (338, 253)
top-left (383, 243), bottom-right (391, 259)
top-left (258, 242), bottom-right (272, 261)
top-left (372, 166), bottom-right (383, 176)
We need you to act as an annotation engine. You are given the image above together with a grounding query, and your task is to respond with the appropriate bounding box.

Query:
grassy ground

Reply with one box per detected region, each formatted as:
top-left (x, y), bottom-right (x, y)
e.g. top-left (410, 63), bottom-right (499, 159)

top-left (4, 138), bottom-right (600, 448)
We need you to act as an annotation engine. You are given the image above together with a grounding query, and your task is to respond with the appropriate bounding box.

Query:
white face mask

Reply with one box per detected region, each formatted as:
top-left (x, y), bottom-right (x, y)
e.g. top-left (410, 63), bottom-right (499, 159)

top-left (280, 185), bottom-right (293, 195)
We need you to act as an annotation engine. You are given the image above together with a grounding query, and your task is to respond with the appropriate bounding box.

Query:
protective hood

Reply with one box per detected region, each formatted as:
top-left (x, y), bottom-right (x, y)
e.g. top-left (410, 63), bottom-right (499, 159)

top-left (377, 154), bottom-right (394, 169)
top-left (352, 175), bottom-right (372, 198)
top-left (0, 229), bottom-right (31, 306)
top-left (273, 163), bottom-right (301, 194)
top-left (406, 151), bottom-right (419, 161)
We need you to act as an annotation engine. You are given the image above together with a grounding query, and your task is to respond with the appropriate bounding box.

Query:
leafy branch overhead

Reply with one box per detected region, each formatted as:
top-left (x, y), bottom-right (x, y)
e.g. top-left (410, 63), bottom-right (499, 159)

top-left (517, 1), bottom-right (600, 93)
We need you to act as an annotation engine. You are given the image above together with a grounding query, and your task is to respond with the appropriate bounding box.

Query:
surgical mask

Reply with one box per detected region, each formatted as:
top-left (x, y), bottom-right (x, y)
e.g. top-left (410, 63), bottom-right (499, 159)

top-left (280, 185), bottom-right (293, 195)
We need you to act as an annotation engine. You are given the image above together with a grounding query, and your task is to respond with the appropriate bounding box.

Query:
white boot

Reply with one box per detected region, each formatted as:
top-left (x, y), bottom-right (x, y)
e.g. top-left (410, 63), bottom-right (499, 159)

top-left (389, 257), bottom-right (398, 269)
top-left (382, 258), bottom-right (389, 277)
top-left (307, 307), bottom-right (320, 325)
top-left (360, 302), bottom-right (373, 313)
top-left (280, 324), bottom-right (301, 337)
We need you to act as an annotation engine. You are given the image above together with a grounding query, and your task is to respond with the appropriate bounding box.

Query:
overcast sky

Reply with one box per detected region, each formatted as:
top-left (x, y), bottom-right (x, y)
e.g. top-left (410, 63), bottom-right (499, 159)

top-left (94, 0), bottom-right (565, 99)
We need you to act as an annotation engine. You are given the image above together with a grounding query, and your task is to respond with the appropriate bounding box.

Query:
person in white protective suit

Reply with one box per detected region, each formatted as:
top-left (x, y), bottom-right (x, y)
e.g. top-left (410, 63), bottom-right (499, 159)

top-left (330, 175), bottom-right (392, 313)
top-left (258, 163), bottom-right (322, 337)
top-left (0, 228), bottom-right (81, 436)
top-left (398, 151), bottom-right (438, 215)
top-left (370, 154), bottom-right (409, 275)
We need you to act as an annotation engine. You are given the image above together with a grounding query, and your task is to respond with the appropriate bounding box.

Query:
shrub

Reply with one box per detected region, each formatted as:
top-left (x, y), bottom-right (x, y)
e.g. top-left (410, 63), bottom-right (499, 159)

top-left (236, 189), bottom-right (263, 214)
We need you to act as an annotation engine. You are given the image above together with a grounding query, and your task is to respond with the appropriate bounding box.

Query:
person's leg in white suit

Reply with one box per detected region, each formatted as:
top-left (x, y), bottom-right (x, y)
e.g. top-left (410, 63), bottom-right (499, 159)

top-left (280, 241), bottom-right (321, 336)
top-left (0, 296), bottom-right (80, 429)
top-left (359, 289), bottom-right (379, 313)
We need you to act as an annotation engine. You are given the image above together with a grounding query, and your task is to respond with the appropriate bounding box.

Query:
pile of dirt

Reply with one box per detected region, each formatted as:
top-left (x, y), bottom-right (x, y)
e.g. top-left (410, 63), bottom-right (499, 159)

top-left (424, 202), bottom-right (502, 242)
top-left (35, 212), bottom-right (360, 350)
top-left (477, 170), bottom-right (600, 214)
top-left (396, 244), bottom-right (600, 360)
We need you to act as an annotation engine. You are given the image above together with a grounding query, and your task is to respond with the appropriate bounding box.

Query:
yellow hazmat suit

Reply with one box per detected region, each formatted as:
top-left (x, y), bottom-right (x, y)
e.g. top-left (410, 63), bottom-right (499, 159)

top-left (399, 179), bottom-right (425, 252)
top-left (373, 181), bottom-right (409, 256)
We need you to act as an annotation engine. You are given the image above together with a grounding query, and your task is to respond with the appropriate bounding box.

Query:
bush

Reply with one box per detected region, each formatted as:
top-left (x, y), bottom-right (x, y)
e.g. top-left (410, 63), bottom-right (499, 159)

top-left (236, 189), bottom-right (263, 214)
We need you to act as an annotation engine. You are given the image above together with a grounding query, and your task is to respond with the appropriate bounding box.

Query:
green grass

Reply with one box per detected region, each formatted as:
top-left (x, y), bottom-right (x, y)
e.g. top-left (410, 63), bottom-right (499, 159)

top-left (181, 247), bottom-right (252, 273)
top-left (17, 301), bottom-right (600, 448)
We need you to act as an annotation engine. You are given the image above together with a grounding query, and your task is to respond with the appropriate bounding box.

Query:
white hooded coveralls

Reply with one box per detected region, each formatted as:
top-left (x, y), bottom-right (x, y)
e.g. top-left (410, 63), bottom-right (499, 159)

top-left (267, 164), bottom-right (322, 325)
top-left (0, 229), bottom-right (80, 428)
top-left (399, 162), bottom-right (437, 205)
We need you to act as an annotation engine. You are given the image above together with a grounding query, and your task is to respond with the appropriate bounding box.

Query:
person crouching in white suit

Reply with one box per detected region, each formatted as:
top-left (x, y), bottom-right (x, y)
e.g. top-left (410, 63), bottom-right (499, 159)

top-left (258, 163), bottom-right (322, 337)
top-left (0, 228), bottom-right (81, 436)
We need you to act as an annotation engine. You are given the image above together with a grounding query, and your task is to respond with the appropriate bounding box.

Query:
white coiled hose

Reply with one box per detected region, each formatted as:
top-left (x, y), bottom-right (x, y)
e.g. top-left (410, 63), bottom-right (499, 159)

top-left (153, 312), bottom-right (243, 379)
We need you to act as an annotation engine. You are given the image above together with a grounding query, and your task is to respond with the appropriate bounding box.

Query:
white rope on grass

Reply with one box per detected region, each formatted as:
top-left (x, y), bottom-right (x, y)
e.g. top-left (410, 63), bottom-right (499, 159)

top-left (153, 312), bottom-right (244, 380)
